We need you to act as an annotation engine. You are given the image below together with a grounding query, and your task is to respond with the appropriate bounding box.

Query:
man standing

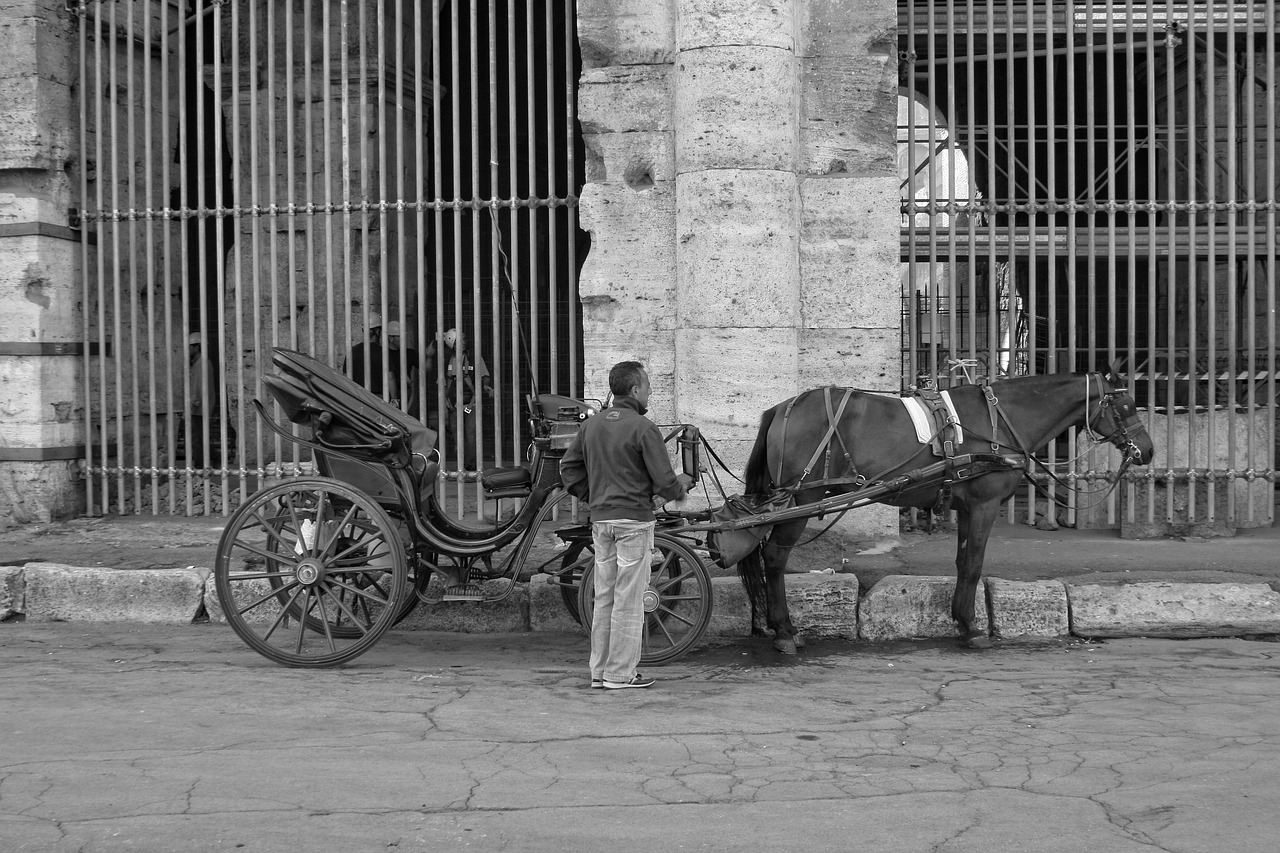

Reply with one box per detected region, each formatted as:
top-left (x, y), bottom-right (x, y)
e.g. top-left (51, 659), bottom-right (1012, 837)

top-left (560, 361), bottom-right (692, 690)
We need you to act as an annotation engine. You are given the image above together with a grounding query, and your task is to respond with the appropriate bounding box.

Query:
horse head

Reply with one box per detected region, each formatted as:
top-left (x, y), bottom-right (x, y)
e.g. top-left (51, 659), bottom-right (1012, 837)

top-left (1089, 368), bottom-right (1155, 466)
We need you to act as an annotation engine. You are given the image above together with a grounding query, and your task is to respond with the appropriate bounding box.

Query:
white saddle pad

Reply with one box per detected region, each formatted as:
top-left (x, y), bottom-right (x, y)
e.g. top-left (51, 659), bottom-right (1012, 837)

top-left (901, 391), bottom-right (963, 446)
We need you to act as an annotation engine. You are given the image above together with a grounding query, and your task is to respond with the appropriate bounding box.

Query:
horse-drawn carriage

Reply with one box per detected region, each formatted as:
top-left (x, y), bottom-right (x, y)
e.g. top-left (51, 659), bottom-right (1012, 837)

top-left (214, 348), bottom-right (716, 668)
top-left (214, 348), bottom-right (1153, 667)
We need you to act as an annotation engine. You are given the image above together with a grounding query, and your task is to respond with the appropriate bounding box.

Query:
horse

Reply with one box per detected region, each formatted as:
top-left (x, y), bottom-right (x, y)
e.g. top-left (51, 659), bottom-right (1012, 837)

top-left (736, 370), bottom-right (1155, 652)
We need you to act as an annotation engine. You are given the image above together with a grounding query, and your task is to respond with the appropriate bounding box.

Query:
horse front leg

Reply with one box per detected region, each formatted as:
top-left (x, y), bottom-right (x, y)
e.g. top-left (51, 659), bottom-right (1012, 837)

top-left (951, 500), bottom-right (999, 647)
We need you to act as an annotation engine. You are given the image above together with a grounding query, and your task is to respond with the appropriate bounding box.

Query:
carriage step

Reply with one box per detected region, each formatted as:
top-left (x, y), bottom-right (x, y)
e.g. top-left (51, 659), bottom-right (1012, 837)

top-left (442, 584), bottom-right (486, 602)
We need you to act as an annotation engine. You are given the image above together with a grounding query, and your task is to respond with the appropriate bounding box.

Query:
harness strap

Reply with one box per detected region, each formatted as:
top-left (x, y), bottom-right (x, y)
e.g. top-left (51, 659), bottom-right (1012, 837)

top-left (796, 388), bottom-right (854, 489)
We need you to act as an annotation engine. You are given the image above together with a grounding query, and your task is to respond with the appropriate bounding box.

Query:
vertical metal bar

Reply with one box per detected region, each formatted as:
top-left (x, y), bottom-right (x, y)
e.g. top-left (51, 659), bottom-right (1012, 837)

top-left (449, 0), bottom-right (464, 489)
top-left (284, 0), bottom-right (300, 472)
top-left (431, 0), bottom-right (447, 489)
top-left (1046, 0), bottom-right (1063, 520)
top-left (506, 0), bottom-right (523, 461)
top-left (320, 0), bottom-right (335, 369)
top-left (565, 0), bottom-right (579, 397)
top-left (1142, 0), bottom-right (1157, 528)
top-left (302, 0), bottom-right (317, 362)
top-left (414, 0), bottom-right (429, 440)
top-left (1224, 0), bottom-right (1239, 524)
top-left (210, 1), bottom-right (230, 509)
top-left (124, 0), bottom-right (139, 513)
top-left (1242, 0), bottom-right (1257, 523)
top-left (376, 0), bottom-right (389, 403)
top-left (1022, 0), bottom-right (1040, 518)
top-left (488, 0), bottom-right (503, 465)
top-left (358, 0), bottom-right (373, 395)
top-left (109, 0), bottom-right (125, 512)
top-left (961, 0), bottom-right (974, 373)
top-left (1203, 0), bottom-right (1218, 522)
top-left (1182, 0), bottom-right (1192, 522)
top-left (1267, 0), bottom-right (1278, 523)
top-left (228, 0), bottom-right (246, 506)
top-left (78, 0), bottom-right (92, 516)
top-left (249, 0), bottom-right (267, 491)
top-left (943, 0), bottom-right (959, 399)
top-left (338, 0), bottom-right (352, 400)
top-left (394, 0), bottom-right (408, 417)
top-left (141, 0), bottom-right (159, 513)
top-left (1164, 0), bottom-right (1178, 525)
top-left (160, 0), bottom-right (176, 513)
top-left (468, 0), bottom-right (481, 481)
top-left (526, 0), bottom-right (539, 399)
top-left (1063, 0), bottom-right (1078, 521)
top-left (903, 5), bottom-right (918, 389)
top-left (984, 0), bottom-right (996, 383)
top-left (544, 1), bottom-right (559, 394)
top-left (269, 2), bottom-right (285, 472)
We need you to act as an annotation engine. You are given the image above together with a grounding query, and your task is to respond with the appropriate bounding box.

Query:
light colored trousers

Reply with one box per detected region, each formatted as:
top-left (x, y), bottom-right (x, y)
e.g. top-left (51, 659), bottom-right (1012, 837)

top-left (588, 519), bottom-right (655, 684)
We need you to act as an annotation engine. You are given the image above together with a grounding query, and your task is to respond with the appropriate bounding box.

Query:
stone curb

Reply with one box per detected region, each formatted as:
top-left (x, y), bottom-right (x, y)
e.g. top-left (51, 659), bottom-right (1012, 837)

top-left (6, 563), bottom-right (1280, 642)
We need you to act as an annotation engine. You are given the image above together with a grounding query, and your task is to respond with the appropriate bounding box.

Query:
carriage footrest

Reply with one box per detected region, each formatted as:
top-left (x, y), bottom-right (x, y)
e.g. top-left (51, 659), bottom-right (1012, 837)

top-left (442, 584), bottom-right (486, 602)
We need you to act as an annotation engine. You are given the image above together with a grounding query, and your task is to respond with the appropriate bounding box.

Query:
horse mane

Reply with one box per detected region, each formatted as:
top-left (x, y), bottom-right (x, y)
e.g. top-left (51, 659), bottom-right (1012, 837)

top-left (744, 403), bottom-right (779, 498)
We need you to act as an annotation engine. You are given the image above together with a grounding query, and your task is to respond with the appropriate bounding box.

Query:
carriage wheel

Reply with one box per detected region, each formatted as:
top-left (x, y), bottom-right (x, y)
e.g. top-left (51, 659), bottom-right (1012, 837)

top-left (577, 533), bottom-right (713, 666)
top-left (214, 477), bottom-right (408, 667)
top-left (558, 541), bottom-right (594, 625)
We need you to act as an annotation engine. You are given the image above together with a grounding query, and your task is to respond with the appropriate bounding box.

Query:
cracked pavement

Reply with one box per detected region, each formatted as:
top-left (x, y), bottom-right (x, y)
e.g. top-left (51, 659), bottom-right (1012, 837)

top-left (1, 624), bottom-right (1277, 852)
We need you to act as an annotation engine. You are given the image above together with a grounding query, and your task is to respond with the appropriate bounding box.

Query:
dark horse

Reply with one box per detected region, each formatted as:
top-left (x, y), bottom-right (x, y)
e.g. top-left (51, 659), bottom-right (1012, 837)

top-left (737, 371), bottom-right (1155, 652)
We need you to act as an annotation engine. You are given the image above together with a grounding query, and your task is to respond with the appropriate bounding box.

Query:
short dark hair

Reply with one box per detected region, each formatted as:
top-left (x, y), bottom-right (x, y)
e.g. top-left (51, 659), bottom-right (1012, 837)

top-left (609, 361), bottom-right (645, 397)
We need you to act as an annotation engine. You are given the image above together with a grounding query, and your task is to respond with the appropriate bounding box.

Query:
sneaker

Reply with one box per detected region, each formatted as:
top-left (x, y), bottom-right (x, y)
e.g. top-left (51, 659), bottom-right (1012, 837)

top-left (603, 673), bottom-right (655, 690)
top-left (591, 678), bottom-right (604, 689)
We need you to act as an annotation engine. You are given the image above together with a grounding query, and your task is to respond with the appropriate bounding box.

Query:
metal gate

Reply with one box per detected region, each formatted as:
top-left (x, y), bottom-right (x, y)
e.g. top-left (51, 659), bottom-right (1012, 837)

top-left (900, 1), bottom-right (1277, 531)
top-left (76, 0), bottom-right (584, 517)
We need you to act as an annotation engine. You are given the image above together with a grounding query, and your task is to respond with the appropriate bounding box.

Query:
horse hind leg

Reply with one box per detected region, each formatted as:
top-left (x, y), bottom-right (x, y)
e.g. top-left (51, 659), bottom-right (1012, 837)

top-left (761, 520), bottom-right (807, 654)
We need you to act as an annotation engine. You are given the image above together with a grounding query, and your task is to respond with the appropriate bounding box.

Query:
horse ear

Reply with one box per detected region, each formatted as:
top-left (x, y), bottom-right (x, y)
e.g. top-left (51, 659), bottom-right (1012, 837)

top-left (1106, 357), bottom-right (1125, 383)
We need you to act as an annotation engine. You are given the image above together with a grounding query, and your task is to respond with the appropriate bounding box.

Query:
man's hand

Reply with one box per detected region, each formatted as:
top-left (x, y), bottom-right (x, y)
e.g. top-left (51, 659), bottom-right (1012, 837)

top-left (676, 473), bottom-right (695, 491)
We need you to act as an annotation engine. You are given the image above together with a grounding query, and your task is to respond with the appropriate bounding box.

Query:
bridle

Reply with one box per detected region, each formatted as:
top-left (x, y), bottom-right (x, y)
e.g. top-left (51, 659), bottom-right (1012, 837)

top-left (1083, 373), bottom-right (1148, 468)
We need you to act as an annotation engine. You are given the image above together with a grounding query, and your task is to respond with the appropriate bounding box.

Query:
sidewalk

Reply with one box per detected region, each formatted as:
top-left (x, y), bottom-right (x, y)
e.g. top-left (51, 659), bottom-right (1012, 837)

top-left (4, 512), bottom-right (1280, 641)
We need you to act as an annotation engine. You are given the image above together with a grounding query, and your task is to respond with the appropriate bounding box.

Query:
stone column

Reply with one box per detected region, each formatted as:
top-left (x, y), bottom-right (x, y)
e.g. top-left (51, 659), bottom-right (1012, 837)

top-left (0, 0), bottom-right (83, 526)
top-left (673, 0), bottom-right (802, 465)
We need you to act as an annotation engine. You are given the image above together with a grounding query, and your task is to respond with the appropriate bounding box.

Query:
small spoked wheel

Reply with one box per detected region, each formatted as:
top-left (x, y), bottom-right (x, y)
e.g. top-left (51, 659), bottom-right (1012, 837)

top-left (214, 477), bottom-right (407, 667)
top-left (578, 532), bottom-right (713, 666)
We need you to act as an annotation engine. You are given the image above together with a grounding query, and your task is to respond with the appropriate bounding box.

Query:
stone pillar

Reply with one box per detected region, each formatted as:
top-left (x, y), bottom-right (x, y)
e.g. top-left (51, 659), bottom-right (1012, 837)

top-left (673, 0), bottom-right (802, 459)
top-left (0, 0), bottom-right (84, 527)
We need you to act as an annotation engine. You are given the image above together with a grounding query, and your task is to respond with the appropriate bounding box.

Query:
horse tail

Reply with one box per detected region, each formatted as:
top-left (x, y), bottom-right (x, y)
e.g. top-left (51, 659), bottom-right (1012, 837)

top-left (737, 404), bottom-right (779, 635)
top-left (744, 403), bottom-right (778, 498)
top-left (736, 547), bottom-right (770, 636)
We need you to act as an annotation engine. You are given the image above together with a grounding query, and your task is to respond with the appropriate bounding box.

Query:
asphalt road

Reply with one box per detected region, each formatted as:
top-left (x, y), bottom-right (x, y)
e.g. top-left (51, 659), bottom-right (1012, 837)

top-left (2, 624), bottom-right (1277, 852)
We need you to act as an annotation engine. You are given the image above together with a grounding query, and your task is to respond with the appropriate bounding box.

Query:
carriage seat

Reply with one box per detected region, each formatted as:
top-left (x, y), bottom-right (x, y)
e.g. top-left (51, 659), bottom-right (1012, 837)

top-left (481, 465), bottom-right (533, 499)
top-left (261, 347), bottom-right (440, 512)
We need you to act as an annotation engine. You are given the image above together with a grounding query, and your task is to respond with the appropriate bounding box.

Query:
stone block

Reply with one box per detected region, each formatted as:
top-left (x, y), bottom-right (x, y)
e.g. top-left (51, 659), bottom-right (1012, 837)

top-left (1, 566), bottom-right (23, 618)
top-left (799, 53), bottom-right (897, 177)
top-left (579, 65), bottom-right (673, 134)
top-left (985, 577), bottom-right (1070, 638)
top-left (577, 0), bottom-right (675, 68)
top-left (675, 0), bottom-right (795, 51)
top-left (784, 571), bottom-right (859, 639)
top-left (528, 573), bottom-right (588, 636)
top-left (25, 564), bottom-right (207, 623)
top-left (858, 574), bottom-right (988, 641)
top-left (799, 176), bottom-right (901, 330)
top-left (798, 326), bottom-right (899, 392)
top-left (675, 170), bottom-right (801, 329)
top-left (674, 326), bottom-right (799, 450)
top-left (1066, 581), bottom-right (1280, 639)
top-left (583, 130), bottom-right (675, 186)
top-left (674, 45), bottom-right (798, 173)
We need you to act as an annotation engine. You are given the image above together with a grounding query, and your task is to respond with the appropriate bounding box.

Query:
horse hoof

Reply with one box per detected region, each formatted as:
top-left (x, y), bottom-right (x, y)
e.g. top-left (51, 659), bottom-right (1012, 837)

top-left (792, 635), bottom-right (806, 649)
top-left (962, 634), bottom-right (993, 649)
top-left (774, 638), bottom-right (798, 655)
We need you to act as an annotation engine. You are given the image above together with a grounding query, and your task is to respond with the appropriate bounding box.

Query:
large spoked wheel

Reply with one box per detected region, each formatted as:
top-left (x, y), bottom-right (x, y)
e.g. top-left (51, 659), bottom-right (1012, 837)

top-left (578, 532), bottom-right (713, 666)
top-left (214, 477), bottom-right (408, 667)
top-left (557, 539), bottom-right (594, 626)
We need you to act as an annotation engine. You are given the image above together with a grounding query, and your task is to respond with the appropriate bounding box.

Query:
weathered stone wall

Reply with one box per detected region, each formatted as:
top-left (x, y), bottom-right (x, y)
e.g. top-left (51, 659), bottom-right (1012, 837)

top-left (0, 0), bottom-right (84, 527)
top-left (577, 0), bottom-right (898, 540)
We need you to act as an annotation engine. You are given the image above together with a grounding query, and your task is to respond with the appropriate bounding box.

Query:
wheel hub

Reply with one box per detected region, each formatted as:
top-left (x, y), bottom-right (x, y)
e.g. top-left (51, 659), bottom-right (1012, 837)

top-left (642, 587), bottom-right (660, 613)
top-left (295, 560), bottom-right (324, 586)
